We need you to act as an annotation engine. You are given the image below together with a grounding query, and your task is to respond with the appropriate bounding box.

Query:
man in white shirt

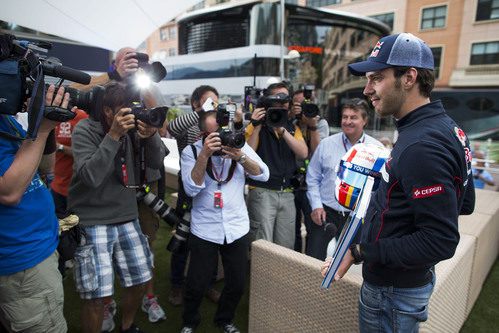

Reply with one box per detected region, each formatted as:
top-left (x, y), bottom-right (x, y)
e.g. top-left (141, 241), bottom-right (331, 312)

top-left (306, 98), bottom-right (381, 260)
top-left (180, 110), bottom-right (269, 333)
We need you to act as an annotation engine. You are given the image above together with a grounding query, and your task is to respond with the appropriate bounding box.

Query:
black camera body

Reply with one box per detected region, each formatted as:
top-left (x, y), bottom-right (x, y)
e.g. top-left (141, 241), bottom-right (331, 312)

top-left (66, 85), bottom-right (104, 120)
top-left (129, 103), bottom-right (168, 128)
top-left (215, 103), bottom-right (245, 150)
top-left (297, 84), bottom-right (319, 119)
top-left (128, 52), bottom-right (167, 83)
top-left (253, 92), bottom-right (290, 128)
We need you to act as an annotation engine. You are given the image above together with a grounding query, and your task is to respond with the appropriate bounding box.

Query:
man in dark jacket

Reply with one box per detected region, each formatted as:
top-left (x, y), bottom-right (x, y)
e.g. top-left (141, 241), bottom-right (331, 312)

top-left (321, 33), bottom-right (475, 332)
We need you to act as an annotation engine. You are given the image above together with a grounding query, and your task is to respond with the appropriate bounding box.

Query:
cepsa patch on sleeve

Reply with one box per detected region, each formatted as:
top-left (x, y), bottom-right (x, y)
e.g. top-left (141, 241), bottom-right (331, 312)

top-left (413, 184), bottom-right (445, 199)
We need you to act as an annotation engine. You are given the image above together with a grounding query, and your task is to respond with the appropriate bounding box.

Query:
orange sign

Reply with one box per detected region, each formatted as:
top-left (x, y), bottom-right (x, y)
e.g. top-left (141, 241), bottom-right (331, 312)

top-left (288, 46), bottom-right (323, 54)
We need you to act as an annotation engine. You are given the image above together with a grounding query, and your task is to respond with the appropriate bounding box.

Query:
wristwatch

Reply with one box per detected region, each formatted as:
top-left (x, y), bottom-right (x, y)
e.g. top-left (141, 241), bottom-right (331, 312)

top-left (349, 243), bottom-right (364, 265)
top-left (238, 154), bottom-right (247, 164)
top-left (57, 144), bottom-right (64, 153)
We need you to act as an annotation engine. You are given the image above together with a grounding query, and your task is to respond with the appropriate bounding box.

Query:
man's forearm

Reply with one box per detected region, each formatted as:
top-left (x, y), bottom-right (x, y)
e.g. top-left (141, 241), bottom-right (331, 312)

top-left (191, 153), bottom-right (209, 186)
top-left (167, 112), bottom-right (199, 138)
top-left (246, 126), bottom-right (260, 151)
top-left (0, 132), bottom-right (50, 205)
top-left (241, 158), bottom-right (262, 176)
top-left (309, 129), bottom-right (321, 155)
top-left (283, 131), bottom-right (308, 159)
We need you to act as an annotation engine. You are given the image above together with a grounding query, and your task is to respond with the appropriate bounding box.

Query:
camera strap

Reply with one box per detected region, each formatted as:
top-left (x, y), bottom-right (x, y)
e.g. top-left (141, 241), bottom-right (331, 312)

top-left (120, 134), bottom-right (147, 189)
top-left (189, 144), bottom-right (237, 184)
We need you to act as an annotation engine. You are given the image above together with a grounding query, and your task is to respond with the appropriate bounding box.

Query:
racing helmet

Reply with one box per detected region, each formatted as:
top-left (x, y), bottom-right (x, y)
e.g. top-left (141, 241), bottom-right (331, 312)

top-left (335, 143), bottom-right (391, 210)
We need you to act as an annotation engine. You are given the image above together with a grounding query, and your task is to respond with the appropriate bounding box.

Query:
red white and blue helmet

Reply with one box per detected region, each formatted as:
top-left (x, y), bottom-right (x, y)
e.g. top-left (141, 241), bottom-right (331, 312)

top-left (335, 143), bottom-right (391, 210)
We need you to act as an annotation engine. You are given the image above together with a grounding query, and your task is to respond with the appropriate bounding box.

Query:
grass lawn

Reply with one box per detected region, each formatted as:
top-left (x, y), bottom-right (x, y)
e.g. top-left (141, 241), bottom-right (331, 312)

top-left (62, 188), bottom-right (498, 332)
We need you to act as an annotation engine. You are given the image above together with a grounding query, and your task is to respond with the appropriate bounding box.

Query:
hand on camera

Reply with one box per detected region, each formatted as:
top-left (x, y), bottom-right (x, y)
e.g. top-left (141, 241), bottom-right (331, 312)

top-left (221, 146), bottom-right (243, 161)
top-left (116, 52), bottom-right (138, 79)
top-left (108, 108), bottom-right (135, 140)
top-left (311, 208), bottom-right (326, 226)
top-left (291, 103), bottom-right (302, 118)
top-left (251, 107), bottom-right (265, 127)
top-left (302, 114), bottom-right (318, 127)
top-left (201, 132), bottom-right (222, 158)
top-left (234, 102), bottom-right (244, 123)
top-left (40, 85), bottom-right (76, 134)
top-left (136, 120), bottom-right (156, 139)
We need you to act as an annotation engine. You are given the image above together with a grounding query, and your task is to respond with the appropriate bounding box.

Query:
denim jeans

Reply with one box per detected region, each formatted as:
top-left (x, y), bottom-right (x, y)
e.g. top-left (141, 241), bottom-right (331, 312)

top-left (358, 270), bottom-right (436, 333)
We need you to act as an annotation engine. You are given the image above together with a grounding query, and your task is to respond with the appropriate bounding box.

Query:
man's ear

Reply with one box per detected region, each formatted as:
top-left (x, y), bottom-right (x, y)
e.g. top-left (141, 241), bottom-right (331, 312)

top-left (103, 106), bottom-right (113, 119)
top-left (404, 67), bottom-right (418, 90)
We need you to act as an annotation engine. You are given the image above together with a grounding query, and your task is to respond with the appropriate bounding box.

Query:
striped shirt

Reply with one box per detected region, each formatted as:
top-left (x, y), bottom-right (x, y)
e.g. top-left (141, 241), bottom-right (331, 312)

top-left (306, 132), bottom-right (382, 212)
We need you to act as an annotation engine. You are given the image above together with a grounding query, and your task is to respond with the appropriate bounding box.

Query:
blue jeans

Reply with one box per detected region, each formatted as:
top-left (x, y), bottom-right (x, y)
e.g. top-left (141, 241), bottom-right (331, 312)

top-left (358, 270), bottom-right (436, 333)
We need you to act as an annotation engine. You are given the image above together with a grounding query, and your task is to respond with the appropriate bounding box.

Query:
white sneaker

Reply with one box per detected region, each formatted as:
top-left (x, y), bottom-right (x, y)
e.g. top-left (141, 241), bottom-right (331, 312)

top-left (141, 295), bottom-right (166, 323)
top-left (102, 299), bottom-right (116, 332)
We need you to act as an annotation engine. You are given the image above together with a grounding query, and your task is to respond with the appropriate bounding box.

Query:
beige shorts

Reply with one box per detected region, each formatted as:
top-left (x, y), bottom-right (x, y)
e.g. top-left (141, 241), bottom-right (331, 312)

top-left (0, 251), bottom-right (67, 333)
top-left (138, 181), bottom-right (161, 242)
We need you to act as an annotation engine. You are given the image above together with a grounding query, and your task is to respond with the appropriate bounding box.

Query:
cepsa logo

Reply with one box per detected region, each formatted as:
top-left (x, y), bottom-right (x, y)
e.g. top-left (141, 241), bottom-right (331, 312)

top-left (413, 184), bottom-right (445, 199)
top-left (355, 151), bottom-right (376, 164)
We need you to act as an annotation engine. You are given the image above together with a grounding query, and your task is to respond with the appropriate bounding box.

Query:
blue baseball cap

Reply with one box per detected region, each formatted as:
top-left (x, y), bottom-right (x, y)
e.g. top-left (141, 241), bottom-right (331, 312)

top-left (348, 33), bottom-right (434, 76)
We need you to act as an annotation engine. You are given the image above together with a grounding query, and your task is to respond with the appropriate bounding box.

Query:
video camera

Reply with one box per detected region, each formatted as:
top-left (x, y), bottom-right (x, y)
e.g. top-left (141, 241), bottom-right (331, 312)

top-left (136, 186), bottom-right (190, 253)
top-left (0, 34), bottom-right (91, 140)
top-left (251, 92), bottom-right (290, 128)
top-left (215, 102), bottom-right (245, 149)
top-left (297, 84), bottom-right (319, 119)
top-left (244, 86), bottom-right (262, 113)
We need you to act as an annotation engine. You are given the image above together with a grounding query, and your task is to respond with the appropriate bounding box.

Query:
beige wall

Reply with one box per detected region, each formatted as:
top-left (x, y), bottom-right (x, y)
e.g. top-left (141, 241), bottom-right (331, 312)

top-left (145, 22), bottom-right (178, 59)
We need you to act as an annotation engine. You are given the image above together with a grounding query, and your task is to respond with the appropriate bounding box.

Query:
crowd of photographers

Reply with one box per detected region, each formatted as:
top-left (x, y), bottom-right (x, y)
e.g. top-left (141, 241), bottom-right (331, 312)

top-left (0, 35), bottom-right (382, 333)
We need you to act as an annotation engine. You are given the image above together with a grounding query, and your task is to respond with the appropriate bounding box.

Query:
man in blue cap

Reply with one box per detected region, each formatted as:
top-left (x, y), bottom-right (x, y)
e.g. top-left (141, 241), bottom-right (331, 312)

top-left (321, 33), bottom-right (475, 332)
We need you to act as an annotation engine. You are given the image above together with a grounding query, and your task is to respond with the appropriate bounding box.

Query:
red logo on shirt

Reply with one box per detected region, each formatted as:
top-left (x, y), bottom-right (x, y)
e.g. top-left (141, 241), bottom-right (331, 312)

top-left (413, 184), bottom-right (444, 199)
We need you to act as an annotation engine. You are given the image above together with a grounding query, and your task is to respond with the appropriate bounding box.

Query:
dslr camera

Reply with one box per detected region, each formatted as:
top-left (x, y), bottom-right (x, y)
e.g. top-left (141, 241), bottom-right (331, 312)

top-left (128, 102), bottom-right (168, 128)
top-left (215, 103), bottom-right (245, 149)
top-left (297, 84), bottom-right (319, 119)
top-left (253, 92), bottom-right (290, 128)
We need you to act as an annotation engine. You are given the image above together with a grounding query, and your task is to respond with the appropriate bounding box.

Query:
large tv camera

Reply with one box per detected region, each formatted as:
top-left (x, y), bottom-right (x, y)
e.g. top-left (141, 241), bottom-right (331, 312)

top-left (136, 186), bottom-right (190, 253)
top-left (0, 34), bottom-right (91, 140)
top-left (252, 92), bottom-right (290, 128)
top-left (297, 84), bottom-right (319, 119)
top-left (215, 103), bottom-right (245, 149)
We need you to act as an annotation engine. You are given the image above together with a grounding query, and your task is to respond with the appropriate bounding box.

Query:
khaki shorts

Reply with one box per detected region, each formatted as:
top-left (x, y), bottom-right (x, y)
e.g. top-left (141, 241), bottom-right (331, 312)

top-left (0, 251), bottom-right (67, 333)
top-left (138, 181), bottom-right (161, 242)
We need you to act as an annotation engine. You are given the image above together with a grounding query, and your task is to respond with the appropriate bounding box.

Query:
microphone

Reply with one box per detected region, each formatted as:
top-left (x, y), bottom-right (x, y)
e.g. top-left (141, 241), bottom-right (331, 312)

top-left (42, 63), bottom-right (91, 85)
top-left (324, 223), bottom-right (338, 240)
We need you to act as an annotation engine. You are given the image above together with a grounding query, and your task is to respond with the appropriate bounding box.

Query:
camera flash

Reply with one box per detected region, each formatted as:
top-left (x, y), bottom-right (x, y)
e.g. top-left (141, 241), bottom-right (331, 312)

top-left (136, 73), bottom-right (151, 89)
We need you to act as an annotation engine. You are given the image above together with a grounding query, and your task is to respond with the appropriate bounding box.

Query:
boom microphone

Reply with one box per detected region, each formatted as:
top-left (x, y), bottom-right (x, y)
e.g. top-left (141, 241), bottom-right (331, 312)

top-left (42, 63), bottom-right (91, 85)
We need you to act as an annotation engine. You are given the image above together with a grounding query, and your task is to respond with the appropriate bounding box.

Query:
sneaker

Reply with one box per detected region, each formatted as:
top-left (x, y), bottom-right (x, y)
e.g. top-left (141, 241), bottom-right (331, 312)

top-left (205, 287), bottom-right (221, 304)
top-left (180, 327), bottom-right (194, 333)
top-left (168, 286), bottom-right (183, 306)
top-left (141, 295), bottom-right (166, 323)
top-left (119, 323), bottom-right (146, 333)
top-left (102, 299), bottom-right (116, 332)
top-left (219, 322), bottom-right (240, 333)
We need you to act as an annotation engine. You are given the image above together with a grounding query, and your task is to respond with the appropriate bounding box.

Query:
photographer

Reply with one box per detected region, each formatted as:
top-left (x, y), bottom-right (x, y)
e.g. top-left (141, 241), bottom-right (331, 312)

top-left (245, 82), bottom-right (308, 249)
top-left (0, 85), bottom-right (72, 332)
top-left (180, 110), bottom-right (269, 333)
top-left (306, 99), bottom-right (381, 260)
top-left (289, 89), bottom-right (329, 254)
top-left (71, 47), bottom-right (168, 326)
top-left (166, 86), bottom-right (242, 306)
top-left (68, 82), bottom-right (164, 333)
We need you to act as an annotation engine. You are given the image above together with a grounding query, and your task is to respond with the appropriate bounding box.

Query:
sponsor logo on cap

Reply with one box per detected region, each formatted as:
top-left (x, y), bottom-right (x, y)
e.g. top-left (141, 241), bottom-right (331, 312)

top-left (413, 184), bottom-right (444, 199)
top-left (370, 41), bottom-right (384, 58)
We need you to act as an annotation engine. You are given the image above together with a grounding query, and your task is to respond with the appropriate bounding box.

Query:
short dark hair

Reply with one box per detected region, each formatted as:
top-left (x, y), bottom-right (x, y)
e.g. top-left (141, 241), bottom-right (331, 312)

top-left (265, 82), bottom-right (291, 96)
top-left (341, 98), bottom-right (369, 120)
top-left (191, 85), bottom-right (219, 111)
top-left (100, 81), bottom-right (129, 132)
top-left (392, 67), bottom-right (434, 98)
top-left (292, 89), bottom-right (304, 98)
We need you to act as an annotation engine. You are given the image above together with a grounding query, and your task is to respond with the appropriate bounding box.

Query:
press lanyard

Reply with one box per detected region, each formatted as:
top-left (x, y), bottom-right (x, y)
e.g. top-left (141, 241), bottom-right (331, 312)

top-left (343, 134), bottom-right (365, 153)
top-left (120, 134), bottom-right (147, 189)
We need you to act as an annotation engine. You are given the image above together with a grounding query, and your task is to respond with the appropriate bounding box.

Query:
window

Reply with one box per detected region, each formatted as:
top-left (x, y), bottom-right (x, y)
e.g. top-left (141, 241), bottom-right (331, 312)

top-left (430, 47), bottom-right (442, 79)
top-left (169, 48), bottom-right (176, 57)
top-left (307, 0), bottom-right (342, 7)
top-left (169, 27), bottom-right (176, 40)
top-left (160, 28), bottom-right (167, 41)
top-left (470, 41), bottom-right (499, 65)
top-left (421, 5), bottom-right (447, 30)
top-left (476, 0), bottom-right (499, 21)
top-left (369, 12), bottom-right (395, 30)
top-left (216, 0), bottom-right (230, 3)
top-left (190, 1), bottom-right (205, 11)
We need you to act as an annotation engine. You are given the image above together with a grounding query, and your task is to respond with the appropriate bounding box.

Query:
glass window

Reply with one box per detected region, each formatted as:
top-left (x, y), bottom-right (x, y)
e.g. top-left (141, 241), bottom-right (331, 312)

top-left (216, 0), bottom-right (230, 3)
top-left (169, 27), bottom-right (176, 39)
top-left (369, 12), bottom-right (395, 30)
top-left (476, 0), bottom-right (499, 21)
top-left (169, 48), bottom-right (176, 57)
top-left (421, 5), bottom-right (447, 29)
top-left (430, 47), bottom-right (442, 79)
top-left (160, 28), bottom-right (167, 41)
top-left (307, 0), bottom-right (342, 7)
top-left (470, 41), bottom-right (499, 65)
top-left (190, 1), bottom-right (205, 11)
